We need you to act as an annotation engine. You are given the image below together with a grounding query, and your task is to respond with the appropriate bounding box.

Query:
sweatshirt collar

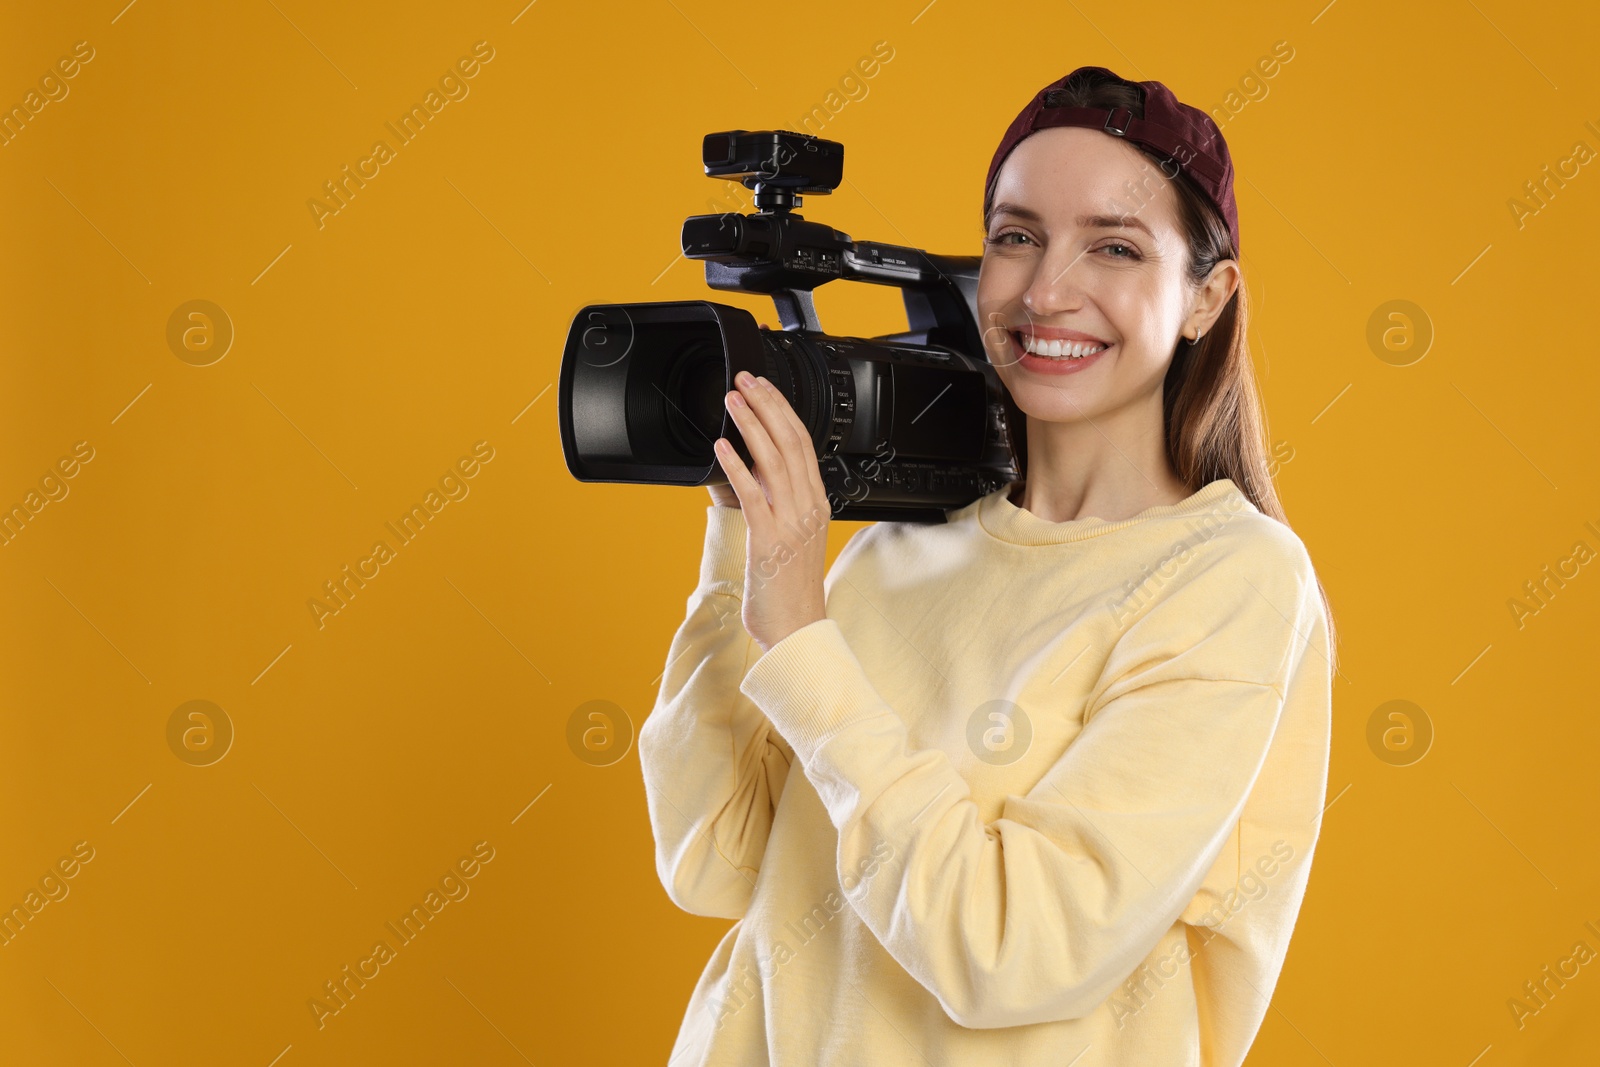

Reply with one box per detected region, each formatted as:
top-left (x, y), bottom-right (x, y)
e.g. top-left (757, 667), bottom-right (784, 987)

top-left (974, 477), bottom-right (1249, 545)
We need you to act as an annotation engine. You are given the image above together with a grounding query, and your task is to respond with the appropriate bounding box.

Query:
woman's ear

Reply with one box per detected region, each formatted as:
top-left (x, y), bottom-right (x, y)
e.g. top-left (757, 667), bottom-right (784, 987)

top-left (1187, 260), bottom-right (1241, 339)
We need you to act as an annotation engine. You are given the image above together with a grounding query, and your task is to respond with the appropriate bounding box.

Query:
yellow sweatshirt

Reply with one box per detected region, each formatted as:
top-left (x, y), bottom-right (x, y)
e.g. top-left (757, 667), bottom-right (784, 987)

top-left (639, 477), bottom-right (1332, 1066)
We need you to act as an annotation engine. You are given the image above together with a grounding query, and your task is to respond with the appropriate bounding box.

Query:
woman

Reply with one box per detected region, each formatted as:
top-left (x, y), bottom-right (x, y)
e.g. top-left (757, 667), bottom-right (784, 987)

top-left (639, 65), bottom-right (1337, 1066)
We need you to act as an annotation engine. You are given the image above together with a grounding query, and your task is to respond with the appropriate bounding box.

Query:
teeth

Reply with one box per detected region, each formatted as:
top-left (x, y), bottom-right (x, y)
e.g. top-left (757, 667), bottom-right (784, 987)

top-left (1017, 332), bottom-right (1107, 359)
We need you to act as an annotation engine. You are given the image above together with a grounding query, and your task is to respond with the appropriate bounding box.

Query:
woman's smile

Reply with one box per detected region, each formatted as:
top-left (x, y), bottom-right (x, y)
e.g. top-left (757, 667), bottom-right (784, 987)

top-left (1004, 327), bottom-right (1113, 376)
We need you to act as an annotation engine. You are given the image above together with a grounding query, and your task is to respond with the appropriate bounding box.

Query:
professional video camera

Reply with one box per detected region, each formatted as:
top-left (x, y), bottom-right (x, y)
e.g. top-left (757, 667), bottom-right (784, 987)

top-left (557, 129), bottom-right (1023, 523)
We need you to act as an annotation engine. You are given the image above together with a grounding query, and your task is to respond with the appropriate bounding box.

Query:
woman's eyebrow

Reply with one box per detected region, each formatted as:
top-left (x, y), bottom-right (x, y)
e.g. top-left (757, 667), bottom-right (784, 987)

top-left (1078, 212), bottom-right (1154, 238)
top-left (988, 202), bottom-right (1045, 224)
top-left (988, 201), bottom-right (1154, 238)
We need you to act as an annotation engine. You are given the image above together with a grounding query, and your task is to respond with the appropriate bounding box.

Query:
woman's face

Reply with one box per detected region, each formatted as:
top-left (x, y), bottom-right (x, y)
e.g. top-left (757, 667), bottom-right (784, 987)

top-left (976, 126), bottom-right (1198, 428)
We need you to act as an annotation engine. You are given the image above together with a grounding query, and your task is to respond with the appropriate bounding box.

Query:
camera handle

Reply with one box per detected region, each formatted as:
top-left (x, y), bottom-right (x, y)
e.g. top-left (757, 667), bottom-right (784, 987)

top-left (769, 289), bottom-right (820, 332)
top-left (690, 212), bottom-right (978, 349)
top-left (690, 208), bottom-right (840, 335)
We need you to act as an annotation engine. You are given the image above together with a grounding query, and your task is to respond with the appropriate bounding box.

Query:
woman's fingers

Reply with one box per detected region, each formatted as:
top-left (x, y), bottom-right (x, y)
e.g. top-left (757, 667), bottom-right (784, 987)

top-left (714, 435), bottom-right (763, 507)
top-left (747, 377), bottom-right (808, 462)
top-left (739, 374), bottom-right (807, 481)
top-left (721, 392), bottom-right (775, 508)
top-left (724, 376), bottom-right (791, 504)
top-left (754, 375), bottom-right (829, 499)
top-left (725, 370), bottom-right (835, 517)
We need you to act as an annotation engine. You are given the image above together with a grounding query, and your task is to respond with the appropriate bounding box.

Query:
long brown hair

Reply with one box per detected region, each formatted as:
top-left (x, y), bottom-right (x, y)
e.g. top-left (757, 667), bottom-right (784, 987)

top-left (983, 68), bottom-right (1339, 674)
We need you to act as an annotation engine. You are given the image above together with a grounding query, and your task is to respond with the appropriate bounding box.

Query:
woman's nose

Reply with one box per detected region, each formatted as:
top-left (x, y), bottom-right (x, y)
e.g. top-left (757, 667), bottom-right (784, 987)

top-left (1021, 254), bottom-right (1087, 317)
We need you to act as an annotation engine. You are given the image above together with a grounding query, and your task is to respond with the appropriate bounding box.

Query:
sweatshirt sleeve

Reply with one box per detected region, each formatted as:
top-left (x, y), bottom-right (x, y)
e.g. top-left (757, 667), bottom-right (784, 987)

top-left (736, 534), bottom-right (1327, 1029)
top-left (638, 504), bottom-right (797, 921)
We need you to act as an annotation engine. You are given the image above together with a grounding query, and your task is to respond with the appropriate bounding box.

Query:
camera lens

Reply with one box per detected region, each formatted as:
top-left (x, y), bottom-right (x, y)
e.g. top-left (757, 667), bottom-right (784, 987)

top-left (664, 341), bottom-right (727, 458)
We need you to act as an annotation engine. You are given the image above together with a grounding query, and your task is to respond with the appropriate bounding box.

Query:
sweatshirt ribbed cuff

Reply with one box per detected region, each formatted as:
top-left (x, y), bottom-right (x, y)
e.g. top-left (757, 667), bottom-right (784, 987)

top-left (738, 619), bottom-right (890, 766)
top-left (698, 505), bottom-right (749, 596)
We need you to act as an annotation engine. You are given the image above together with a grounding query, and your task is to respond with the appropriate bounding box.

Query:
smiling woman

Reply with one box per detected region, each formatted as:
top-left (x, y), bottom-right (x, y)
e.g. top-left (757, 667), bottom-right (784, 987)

top-left (639, 65), bottom-right (1339, 1067)
top-left (976, 69), bottom-right (1335, 647)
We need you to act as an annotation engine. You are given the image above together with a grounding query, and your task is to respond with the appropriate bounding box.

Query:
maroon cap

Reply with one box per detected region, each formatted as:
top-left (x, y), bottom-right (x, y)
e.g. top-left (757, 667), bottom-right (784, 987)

top-left (984, 66), bottom-right (1241, 257)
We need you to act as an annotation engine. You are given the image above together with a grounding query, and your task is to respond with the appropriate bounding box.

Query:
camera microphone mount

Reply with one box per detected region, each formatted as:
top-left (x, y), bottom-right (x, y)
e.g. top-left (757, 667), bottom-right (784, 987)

top-left (679, 130), bottom-right (985, 356)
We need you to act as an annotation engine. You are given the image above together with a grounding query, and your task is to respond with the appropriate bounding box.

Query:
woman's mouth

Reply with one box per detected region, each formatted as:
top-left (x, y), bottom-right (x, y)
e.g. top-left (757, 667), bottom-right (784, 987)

top-left (1007, 330), bottom-right (1111, 375)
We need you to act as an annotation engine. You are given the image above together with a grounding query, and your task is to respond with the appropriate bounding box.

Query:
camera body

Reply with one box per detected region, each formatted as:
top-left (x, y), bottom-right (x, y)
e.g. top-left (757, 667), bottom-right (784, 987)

top-left (558, 129), bottom-right (1023, 523)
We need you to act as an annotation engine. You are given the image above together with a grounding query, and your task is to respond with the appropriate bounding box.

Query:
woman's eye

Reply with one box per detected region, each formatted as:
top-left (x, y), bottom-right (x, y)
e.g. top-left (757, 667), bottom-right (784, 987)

top-left (984, 230), bottom-right (1031, 247)
top-left (1099, 242), bottom-right (1140, 260)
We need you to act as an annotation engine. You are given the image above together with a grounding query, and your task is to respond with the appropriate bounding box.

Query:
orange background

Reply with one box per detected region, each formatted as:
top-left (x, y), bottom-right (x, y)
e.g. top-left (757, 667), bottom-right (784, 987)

top-left (3, 0), bottom-right (1599, 1063)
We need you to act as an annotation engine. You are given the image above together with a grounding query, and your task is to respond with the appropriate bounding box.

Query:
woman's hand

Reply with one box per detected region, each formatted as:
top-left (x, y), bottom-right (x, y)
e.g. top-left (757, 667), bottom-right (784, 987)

top-left (705, 325), bottom-right (772, 510)
top-left (715, 370), bottom-right (831, 653)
